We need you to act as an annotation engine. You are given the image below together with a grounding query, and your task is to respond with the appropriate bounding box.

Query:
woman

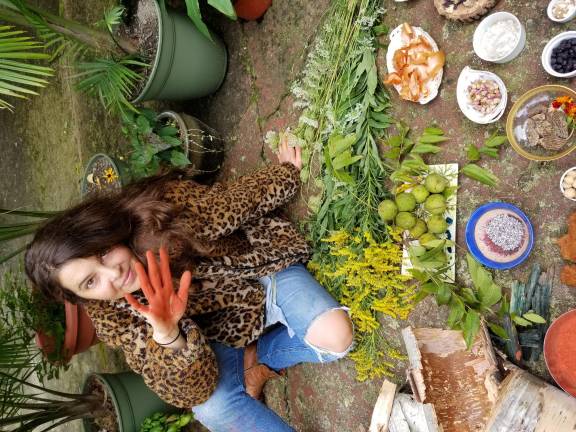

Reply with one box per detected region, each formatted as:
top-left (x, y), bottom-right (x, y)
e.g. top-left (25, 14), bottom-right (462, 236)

top-left (25, 138), bottom-right (353, 432)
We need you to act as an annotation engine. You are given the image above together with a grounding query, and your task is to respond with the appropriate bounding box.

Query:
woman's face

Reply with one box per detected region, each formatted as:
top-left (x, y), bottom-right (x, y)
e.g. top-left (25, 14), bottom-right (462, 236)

top-left (57, 245), bottom-right (141, 300)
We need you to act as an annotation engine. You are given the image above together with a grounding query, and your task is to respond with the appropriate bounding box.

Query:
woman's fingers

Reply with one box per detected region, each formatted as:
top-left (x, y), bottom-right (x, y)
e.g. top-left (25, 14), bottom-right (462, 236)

top-left (124, 293), bottom-right (150, 314)
top-left (159, 247), bottom-right (173, 293)
top-left (134, 261), bottom-right (155, 300)
top-left (177, 270), bottom-right (192, 305)
top-left (145, 250), bottom-right (162, 293)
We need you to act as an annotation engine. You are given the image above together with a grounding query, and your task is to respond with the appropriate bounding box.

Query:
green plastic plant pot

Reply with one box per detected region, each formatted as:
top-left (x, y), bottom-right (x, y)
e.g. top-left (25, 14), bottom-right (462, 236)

top-left (82, 372), bottom-right (178, 432)
top-left (134, 0), bottom-right (228, 102)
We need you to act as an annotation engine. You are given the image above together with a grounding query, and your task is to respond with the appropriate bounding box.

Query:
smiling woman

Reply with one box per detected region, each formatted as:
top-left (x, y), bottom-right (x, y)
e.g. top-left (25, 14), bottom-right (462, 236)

top-left (23, 137), bottom-right (353, 432)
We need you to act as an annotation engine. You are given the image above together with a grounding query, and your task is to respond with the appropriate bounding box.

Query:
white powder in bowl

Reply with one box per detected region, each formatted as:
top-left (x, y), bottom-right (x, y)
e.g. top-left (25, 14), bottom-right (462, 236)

top-left (480, 19), bottom-right (520, 60)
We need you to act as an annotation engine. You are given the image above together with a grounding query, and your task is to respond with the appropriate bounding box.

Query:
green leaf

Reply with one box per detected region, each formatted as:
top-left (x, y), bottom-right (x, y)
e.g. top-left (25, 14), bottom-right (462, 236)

top-left (523, 312), bottom-right (546, 324)
top-left (435, 283), bottom-right (451, 306)
top-left (463, 310), bottom-right (480, 349)
top-left (412, 144), bottom-right (441, 154)
top-left (479, 147), bottom-right (499, 158)
top-left (185, 0), bottom-right (212, 41)
top-left (462, 287), bottom-right (479, 305)
top-left (461, 164), bottom-right (499, 187)
top-left (498, 294), bottom-right (510, 318)
top-left (169, 150), bottom-right (190, 167)
top-left (512, 315), bottom-right (532, 327)
top-left (447, 298), bottom-right (465, 328)
top-left (466, 144), bottom-right (480, 161)
top-left (487, 322), bottom-right (508, 339)
top-left (485, 134), bottom-right (508, 148)
top-left (328, 133), bottom-right (356, 158)
top-left (331, 151), bottom-right (362, 170)
top-left (418, 134), bottom-right (448, 144)
top-left (409, 245), bottom-right (427, 257)
top-left (479, 282), bottom-right (501, 307)
top-left (423, 127), bottom-right (444, 135)
top-left (207, 0), bottom-right (237, 19)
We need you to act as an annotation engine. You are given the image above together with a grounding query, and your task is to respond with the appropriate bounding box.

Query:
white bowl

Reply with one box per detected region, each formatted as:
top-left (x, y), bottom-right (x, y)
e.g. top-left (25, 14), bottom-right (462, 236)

top-left (473, 12), bottom-right (526, 63)
top-left (560, 167), bottom-right (576, 201)
top-left (541, 31), bottom-right (576, 78)
top-left (547, 0), bottom-right (576, 23)
top-left (456, 67), bottom-right (508, 124)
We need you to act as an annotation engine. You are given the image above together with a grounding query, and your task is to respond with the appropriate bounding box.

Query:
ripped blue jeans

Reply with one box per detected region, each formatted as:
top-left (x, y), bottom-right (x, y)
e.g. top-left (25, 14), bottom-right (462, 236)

top-left (192, 264), bottom-right (352, 432)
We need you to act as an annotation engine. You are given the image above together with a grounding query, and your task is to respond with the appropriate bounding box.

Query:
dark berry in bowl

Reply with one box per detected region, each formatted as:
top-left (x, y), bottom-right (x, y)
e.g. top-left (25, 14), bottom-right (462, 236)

top-left (550, 37), bottom-right (576, 74)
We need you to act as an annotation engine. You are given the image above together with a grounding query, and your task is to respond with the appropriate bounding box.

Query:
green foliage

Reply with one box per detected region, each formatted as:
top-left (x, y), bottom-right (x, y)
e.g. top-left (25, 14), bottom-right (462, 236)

top-left (122, 108), bottom-right (190, 180)
top-left (0, 268), bottom-right (67, 378)
top-left (140, 411), bottom-right (194, 432)
top-left (413, 254), bottom-right (510, 349)
top-left (99, 5), bottom-right (126, 34)
top-left (462, 131), bottom-right (507, 186)
top-left (0, 25), bottom-right (52, 111)
top-left (180, 0), bottom-right (236, 42)
top-left (75, 57), bottom-right (148, 115)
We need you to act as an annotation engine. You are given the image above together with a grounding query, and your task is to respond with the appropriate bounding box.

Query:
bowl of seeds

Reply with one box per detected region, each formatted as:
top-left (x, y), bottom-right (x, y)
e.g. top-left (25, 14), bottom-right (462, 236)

top-left (506, 85), bottom-right (576, 161)
top-left (560, 167), bottom-right (576, 201)
top-left (457, 66), bottom-right (507, 124)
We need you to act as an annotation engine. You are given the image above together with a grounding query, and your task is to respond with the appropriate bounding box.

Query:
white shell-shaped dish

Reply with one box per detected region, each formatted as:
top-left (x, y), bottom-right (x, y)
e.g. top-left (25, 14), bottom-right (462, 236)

top-left (456, 67), bottom-right (508, 124)
top-left (386, 24), bottom-right (444, 105)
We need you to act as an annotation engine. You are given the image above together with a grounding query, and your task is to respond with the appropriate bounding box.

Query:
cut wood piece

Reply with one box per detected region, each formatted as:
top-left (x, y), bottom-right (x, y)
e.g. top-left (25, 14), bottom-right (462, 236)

top-left (401, 326), bottom-right (500, 432)
top-left (486, 368), bottom-right (576, 431)
top-left (369, 380), bottom-right (397, 432)
top-left (388, 394), bottom-right (441, 432)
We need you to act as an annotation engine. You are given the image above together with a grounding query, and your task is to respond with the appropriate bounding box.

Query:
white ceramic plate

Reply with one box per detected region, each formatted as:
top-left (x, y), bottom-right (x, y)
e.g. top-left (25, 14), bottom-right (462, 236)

top-left (457, 67), bottom-right (508, 124)
top-left (386, 24), bottom-right (443, 105)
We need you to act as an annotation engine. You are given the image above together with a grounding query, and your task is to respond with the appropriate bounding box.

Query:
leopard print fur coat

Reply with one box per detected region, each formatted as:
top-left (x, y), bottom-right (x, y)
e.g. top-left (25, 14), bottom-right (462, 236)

top-left (83, 163), bottom-right (310, 409)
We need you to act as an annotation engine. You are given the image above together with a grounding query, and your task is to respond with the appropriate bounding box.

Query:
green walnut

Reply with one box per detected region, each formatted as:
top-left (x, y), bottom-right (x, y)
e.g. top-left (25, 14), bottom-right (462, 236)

top-left (395, 192), bottom-right (417, 212)
top-left (427, 215), bottom-right (448, 234)
top-left (396, 212), bottom-right (417, 230)
top-left (378, 199), bottom-right (398, 222)
top-left (410, 219), bottom-right (428, 239)
top-left (424, 194), bottom-right (447, 215)
top-left (419, 232), bottom-right (439, 249)
top-left (412, 184), bottom-right (430, 203)
top-left (425, 173), bottom-right (448, 193)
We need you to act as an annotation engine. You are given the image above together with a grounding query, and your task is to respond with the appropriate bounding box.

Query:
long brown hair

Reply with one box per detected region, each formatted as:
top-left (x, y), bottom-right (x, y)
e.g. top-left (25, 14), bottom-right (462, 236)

top-left (25, 170), bottom-right (198, 304)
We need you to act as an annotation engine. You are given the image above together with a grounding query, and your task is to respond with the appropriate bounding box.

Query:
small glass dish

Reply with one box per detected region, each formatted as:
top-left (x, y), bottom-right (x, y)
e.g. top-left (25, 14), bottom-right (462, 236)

top-left (506, 85), bottom-right (576, 161)
top-left (560, 167), bottom-right (576, 201)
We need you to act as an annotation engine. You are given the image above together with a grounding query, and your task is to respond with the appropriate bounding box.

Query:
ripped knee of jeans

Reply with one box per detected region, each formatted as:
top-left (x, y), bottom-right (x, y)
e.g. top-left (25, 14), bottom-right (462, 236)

top-left (304, 307), bottom-right (354, 363)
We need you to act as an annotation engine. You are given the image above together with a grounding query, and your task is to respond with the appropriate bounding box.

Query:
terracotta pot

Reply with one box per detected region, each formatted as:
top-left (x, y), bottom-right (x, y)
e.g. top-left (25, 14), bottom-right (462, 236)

top-left (36, 302), bottom-right (99, 362)
top-left (234, 0), bottom-right (272, 20)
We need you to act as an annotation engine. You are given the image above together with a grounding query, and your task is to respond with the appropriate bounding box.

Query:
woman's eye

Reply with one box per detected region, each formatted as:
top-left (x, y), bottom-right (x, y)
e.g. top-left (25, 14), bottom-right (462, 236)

top-left (86, 278), bottom-right (95, 289)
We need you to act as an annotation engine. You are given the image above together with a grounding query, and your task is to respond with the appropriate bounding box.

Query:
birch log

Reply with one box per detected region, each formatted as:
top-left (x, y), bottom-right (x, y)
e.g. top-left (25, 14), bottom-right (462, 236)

top-left (401, 326), bottom-right (500, 431)
top-left (485, 368), bottom-right (576, 431)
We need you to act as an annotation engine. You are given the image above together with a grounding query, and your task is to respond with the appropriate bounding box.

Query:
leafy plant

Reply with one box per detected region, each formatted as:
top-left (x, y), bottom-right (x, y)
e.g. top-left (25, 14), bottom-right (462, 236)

top-left (122, 108), bottom-right (190, 180)
top-left (462, 131), bottom-right (507, 187)
top-left (0, 0), bottom-right (146, 114)
top-left (0, 371), bottom-right (107, 432)
top-left (0, 24), bottom-right (53, 111)
top-left (0, 268), bottom-right (67, 380)
top-left (140, 411), bottom-right (193, 432)
top-left (413, 253), bottom-right (544, 348)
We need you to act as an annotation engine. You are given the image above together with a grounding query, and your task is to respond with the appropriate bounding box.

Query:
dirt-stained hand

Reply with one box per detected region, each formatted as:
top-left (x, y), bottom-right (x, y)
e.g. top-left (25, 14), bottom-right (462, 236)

top-left (124, 247), bottom-right (192, 338)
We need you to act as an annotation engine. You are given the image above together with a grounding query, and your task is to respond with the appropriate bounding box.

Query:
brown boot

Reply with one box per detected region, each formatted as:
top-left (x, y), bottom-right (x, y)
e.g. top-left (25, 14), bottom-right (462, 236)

top-left (243, 341), bottom-right (282, 400)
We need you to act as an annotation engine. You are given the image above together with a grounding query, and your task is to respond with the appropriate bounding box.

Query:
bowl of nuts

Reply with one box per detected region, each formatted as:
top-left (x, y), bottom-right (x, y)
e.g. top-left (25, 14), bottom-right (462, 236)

top-left (457, 67), bottom-right (507, 124)
top-left (560, 167), bottom-right (576, 201)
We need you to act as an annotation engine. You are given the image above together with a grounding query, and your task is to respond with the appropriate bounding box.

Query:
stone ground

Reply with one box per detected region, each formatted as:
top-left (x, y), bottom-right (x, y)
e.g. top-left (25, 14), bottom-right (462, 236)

top-left (0, 0), bottom-right (575, 431)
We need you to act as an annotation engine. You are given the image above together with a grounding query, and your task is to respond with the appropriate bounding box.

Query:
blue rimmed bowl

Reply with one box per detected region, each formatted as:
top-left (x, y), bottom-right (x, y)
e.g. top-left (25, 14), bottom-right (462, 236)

top-left (465, 202), bottom-right (534, 270)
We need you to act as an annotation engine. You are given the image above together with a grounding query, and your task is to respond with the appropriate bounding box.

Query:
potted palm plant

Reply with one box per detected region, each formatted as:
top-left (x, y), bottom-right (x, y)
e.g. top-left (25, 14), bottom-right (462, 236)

top-left (0, 24), bottom-right (52, 111)
top-left (0, 0), bottom-right (231, 114)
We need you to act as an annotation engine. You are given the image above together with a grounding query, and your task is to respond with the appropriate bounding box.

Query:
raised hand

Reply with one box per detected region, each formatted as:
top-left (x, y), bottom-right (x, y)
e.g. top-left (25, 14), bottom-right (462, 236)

top-left (124, 247), bottom-right (192, 341)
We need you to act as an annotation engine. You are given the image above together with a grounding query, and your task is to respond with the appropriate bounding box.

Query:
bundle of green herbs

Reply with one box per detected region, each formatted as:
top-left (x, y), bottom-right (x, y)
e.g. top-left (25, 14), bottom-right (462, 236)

top-left (268, 1), bottom-right (418, 380)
